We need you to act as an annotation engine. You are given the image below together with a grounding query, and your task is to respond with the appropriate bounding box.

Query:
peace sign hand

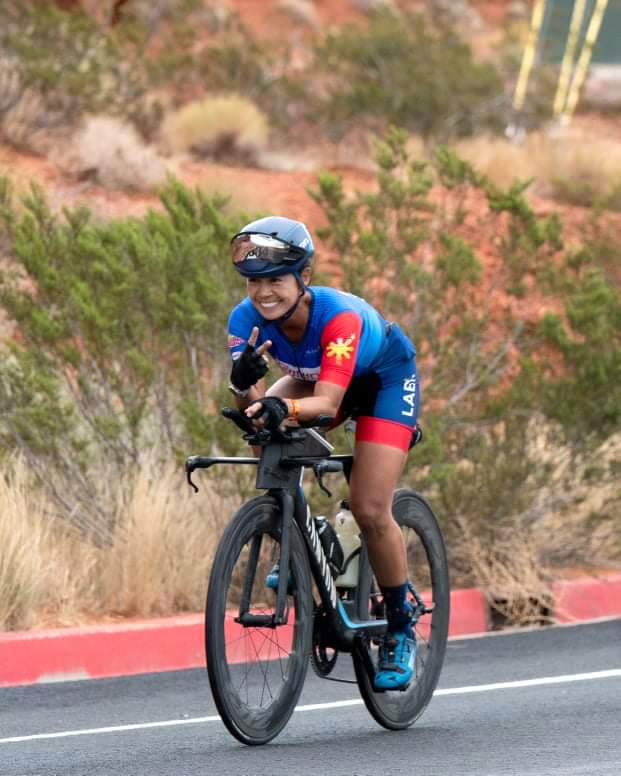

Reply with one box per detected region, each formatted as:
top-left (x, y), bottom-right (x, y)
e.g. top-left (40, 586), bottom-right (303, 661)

top-left (230, 326), bottom-right (273, 392)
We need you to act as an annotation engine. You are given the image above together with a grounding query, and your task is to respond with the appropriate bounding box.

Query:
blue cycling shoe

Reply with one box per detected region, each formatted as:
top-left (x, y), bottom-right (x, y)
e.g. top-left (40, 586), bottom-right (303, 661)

top-left (374, 631), bottom-right (416, 691)
top-left (265, 563), bottom-right (294, 593)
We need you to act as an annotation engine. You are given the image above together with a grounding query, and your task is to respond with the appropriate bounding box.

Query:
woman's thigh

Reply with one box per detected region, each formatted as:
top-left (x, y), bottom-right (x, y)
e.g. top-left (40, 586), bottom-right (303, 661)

top-left (349, 440), bottom-right (407, 521)
top-left (266, 375), bottom-right (314, 399)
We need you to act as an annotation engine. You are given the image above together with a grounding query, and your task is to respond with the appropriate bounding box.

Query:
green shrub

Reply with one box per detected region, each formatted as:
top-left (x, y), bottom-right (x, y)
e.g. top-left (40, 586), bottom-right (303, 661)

top-left (550, 178), bottom-right (621, 212)
top-left (541, 268), bottom-right (621, 440)
top-left (0, 176), bottom-right (246, 540)
top-left (310, 9), bottom-right (503, 140)
top-left (144, 12), bottom-right (282, 111)
top-left (0, 3), bottom-right (156, 144)
top-left (0, 59), bottom-right (71, 153)
top-left (310, 127), bottom-right (621, 587)
top-left (311, 130), bottom-right (562, 423)
top-left (160, 95), bottom-right (270, 163)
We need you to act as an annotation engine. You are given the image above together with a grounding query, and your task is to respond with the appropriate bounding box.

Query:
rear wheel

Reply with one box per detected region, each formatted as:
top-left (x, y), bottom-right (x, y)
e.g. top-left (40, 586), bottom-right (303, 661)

top-left (206, 496), bottom-right (313, 745)
top-left (352, 489), bottom-right (450, 730)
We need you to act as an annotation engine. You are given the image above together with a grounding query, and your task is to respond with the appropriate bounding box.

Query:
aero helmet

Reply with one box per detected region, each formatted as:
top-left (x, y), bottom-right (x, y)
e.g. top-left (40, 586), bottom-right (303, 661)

top-left (230, 216), bottom-right (314, 280)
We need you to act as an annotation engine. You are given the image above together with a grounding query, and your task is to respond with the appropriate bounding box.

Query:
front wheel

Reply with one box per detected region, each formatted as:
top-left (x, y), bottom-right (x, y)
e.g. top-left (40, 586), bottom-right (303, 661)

top-left (352, 488), bottom-right (450, 730)
top-left (206, 495), bottom-right (313, 745)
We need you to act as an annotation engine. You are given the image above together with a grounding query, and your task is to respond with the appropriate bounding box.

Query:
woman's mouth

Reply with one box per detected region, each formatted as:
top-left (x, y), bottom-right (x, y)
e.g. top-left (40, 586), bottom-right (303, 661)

top-left (259, 301), bottom-right (279, 309)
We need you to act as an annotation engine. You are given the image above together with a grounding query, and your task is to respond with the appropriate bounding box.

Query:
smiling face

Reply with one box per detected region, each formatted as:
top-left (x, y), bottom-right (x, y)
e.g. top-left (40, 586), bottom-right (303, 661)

top-left (246, 269), bottom-right (310, 320)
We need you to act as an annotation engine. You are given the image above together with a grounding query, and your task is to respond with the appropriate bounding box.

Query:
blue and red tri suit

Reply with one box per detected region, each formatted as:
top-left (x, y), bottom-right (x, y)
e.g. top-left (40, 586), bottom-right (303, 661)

top-left (227, 286), bottom-right (419, 451)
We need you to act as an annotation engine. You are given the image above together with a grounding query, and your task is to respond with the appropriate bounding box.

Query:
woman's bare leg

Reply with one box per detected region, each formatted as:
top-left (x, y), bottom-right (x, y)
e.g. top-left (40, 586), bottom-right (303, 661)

top-left (348, 440), bottom-right (408, 586)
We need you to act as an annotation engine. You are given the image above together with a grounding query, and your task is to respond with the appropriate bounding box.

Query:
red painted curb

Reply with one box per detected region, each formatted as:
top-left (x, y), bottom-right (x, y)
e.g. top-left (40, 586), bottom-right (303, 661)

top-left (448, 587), bottom-right (490, 635)
top-left (1, 578), bottom-right (618, 688)
top-left (551, 574), bottom-right (621, 623)
top-left (0, 615), bottom-right (204, 688)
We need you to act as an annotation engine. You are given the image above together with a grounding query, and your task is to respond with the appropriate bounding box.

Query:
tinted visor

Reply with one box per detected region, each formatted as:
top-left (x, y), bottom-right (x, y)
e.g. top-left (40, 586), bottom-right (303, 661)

top-left (230, 232), bottom-right (306, 266)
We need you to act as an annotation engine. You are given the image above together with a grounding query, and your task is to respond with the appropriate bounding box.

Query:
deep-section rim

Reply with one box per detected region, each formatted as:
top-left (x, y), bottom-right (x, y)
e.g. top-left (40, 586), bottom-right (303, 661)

top-left (205, 495), bottom-right (313, 745)
top-left (352, 488), bottom-right (450, 730)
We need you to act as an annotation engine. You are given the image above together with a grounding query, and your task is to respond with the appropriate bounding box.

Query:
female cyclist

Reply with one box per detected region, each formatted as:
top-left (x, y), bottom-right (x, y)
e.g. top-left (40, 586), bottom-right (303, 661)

top-left (226, 216), bottom-right (420, 690)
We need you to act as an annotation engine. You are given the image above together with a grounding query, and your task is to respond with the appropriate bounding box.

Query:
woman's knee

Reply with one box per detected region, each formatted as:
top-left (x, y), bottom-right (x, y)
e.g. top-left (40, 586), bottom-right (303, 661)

top-left (349, 495), bottom-right (390, 536)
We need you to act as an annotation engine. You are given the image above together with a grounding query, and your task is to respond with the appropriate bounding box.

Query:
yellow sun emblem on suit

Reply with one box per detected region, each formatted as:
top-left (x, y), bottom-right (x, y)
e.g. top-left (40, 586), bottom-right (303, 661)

top-left (325, 333), bottom-right (356, 363)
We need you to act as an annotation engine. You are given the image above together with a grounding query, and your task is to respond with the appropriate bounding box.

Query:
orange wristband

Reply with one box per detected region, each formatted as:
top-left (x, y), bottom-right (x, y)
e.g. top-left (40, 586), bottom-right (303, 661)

top-left (288, 398), bottom-right (300, 422)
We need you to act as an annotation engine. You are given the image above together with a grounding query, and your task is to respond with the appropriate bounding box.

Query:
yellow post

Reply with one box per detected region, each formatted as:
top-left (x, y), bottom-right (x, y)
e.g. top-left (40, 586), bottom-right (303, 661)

top-left (553, 0), bottom-right (588, 117)
top-left (560, 0), bottom-right (611, 126)
top-left (512, 0), bottom-right (548, 112)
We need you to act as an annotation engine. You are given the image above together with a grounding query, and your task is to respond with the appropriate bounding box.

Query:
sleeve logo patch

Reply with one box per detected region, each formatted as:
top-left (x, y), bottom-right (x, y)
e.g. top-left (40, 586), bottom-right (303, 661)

top-left (325, 333), bottom-right (356, 363)
top-left (228, 335), bottom-right (246, 349)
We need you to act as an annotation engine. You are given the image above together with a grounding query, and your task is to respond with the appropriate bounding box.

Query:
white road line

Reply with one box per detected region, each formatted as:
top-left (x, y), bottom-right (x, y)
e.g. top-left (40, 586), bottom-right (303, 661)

top-left (433, 668), bottom-right (621, 695)
top-left (2, 668), bottom-right (620, 744)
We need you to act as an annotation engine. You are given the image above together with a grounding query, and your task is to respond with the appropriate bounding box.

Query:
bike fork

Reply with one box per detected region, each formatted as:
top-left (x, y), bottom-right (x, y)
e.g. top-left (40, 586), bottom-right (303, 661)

top-left (273, 489), bottom-right (293, 625)
top-left (235, 488), bottom-right (293, 628)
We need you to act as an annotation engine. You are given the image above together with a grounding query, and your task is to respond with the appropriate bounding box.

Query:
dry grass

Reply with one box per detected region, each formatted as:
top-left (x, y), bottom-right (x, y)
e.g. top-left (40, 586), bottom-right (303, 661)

top-left (530, 430), bottom-right (621, 570)
top-left (0, 453), bottom-right (242, 631)
top-left (96, 452), bottom-right (234, 618)
top-left (160, 95), bottom-right (270, 165)
top-left (454, 517), bottom-right (556, 628)
top-left (53, 116), bottom-right (167, 192)
top-left (190, 174), bottom-right (271, 216)
top-left (2, 430), bottom-right (618, 632)
top-left (452, 428), bottom-right (621, 627)
top-left (455, 129), bottom-right (621, 208)
top-left (0, 56), bottom-right (74, 155)
top-left (0, 459), bottom-right (51, 631)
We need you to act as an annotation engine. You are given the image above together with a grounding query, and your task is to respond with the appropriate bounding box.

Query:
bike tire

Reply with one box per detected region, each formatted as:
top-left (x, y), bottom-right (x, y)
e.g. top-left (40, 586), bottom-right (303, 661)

top-left (352, 488), bottom-right (450, 730)
top-left (206, 495), bottom-right (313, 745)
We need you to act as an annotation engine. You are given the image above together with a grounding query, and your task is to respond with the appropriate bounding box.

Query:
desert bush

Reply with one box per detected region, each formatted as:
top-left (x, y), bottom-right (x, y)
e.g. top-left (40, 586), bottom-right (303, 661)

top-left (54, 116), bottom-right (167, 191)
top-left (0, 176), bottom-right (247, 542)
top-left (456, 131), bottom-right (621, 211)
top-left (277, 0), bottom-right (319, 28)
top-left (309, 9), bottom-right (504, 140)
top-left (0, 54), bottom-right (75, 153)
top-left (540, 260), bottom-right (621, 440)
top-left (160, 95), bottom-right (270, 164)
top-left (352, 0), bottom-right (396, 12)
top-left (0, 3), bottom-right (157, 147)
top-left (310, 128), bottom-right (621, 602)
top-left (143, 8), bottom-right (279, 107)
top-left (453, 511), bottom-right (556, 628)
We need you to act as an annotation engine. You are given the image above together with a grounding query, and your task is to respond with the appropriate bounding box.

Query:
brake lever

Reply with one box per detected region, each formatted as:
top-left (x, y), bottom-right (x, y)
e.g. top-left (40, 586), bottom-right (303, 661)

top-left (312, 459), bottom-right (344, 498)
top-left (185, 455), bottom-right (215, 493)
top-left (313, 464), bottom-right (332, 497)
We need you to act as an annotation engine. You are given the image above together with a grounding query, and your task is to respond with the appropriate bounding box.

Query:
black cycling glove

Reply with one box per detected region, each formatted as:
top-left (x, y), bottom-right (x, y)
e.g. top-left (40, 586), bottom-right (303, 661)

top-left (254, 397), bottom-right (289, 430)
top-left (230, 342), bottom-right (269, 392)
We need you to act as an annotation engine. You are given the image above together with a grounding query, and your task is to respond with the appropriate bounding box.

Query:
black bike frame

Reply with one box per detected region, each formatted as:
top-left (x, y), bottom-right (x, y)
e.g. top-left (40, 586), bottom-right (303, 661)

top-left (185, 436), bottom-right (389, 655)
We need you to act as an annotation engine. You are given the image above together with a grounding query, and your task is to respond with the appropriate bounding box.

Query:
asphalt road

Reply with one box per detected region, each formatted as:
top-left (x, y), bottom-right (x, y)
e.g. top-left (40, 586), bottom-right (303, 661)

top-left (1, 619), bottom-right (620, 776)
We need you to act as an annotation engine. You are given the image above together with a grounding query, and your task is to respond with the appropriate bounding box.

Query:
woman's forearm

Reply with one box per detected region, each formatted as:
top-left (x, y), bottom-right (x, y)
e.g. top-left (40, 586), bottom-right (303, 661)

top-left (284, 388), bottom-right (341, 422)
top-left (232, 379), bottom-right (266, 410)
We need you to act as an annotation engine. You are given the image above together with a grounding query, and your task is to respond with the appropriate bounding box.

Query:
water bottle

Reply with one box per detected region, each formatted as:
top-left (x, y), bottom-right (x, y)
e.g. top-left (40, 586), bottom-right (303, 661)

top-left (333, 500), bottom-right (361, 588)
